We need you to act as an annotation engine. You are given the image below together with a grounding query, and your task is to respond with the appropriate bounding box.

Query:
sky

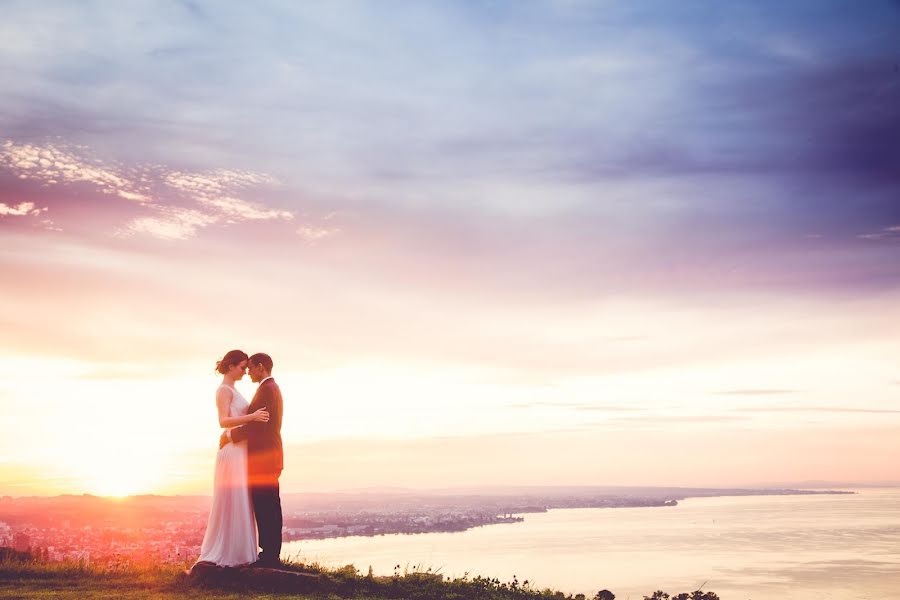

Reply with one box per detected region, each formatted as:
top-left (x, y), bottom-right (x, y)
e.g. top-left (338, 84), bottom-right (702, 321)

top-left (1, 0), bottom-right (899, 496)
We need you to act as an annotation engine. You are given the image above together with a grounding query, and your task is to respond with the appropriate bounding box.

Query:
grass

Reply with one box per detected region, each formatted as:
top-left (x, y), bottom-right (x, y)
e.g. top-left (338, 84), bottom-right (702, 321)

top-left (0, 556), bottom-right (720, 600)
top-left (0, 559), bottom-right (239, 600)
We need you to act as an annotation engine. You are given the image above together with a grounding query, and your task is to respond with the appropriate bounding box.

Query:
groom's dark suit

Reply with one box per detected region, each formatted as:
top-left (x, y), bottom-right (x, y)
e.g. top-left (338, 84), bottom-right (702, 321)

top-left (228, 377), bottom-right (283, 565)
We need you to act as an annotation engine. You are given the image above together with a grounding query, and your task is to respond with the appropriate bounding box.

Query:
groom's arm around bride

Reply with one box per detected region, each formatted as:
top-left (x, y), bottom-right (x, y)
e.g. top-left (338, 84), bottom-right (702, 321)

top-left (224, 379), bottom-right (284, 478)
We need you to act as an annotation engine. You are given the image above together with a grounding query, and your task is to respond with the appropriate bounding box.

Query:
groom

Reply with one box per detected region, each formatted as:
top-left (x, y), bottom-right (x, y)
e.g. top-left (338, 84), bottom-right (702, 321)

top-left (221, 352), bottom-right (284, 567)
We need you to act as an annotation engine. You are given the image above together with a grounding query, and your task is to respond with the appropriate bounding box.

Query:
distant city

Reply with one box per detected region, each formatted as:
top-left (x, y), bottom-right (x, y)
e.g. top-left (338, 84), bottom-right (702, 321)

top-left (0, 487), bottom-right (853, 566)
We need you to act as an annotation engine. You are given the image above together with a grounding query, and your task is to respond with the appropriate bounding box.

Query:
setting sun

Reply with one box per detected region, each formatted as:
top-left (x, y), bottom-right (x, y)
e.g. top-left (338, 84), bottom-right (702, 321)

top-left (69, 451), bottom-right (167, 498)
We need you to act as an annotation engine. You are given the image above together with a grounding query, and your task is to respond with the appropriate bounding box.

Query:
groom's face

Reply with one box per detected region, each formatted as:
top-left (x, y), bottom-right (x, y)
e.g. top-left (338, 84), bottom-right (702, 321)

top-left (248, 361), bottom-right (264, 383)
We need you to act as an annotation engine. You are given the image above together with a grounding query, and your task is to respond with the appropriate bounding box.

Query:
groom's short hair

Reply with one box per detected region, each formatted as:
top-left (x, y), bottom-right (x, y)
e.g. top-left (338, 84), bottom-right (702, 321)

top-left (249, 352), bottom-right (273, 372)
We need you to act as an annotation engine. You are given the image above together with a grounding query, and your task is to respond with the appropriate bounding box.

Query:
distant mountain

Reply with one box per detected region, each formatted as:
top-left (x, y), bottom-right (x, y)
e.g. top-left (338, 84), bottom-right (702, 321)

top-left (748, 480), bottom-right (900, 489)
top-left (418, 484), bottom-right (858, 497)
top-left (331, 485), bottom-right (417, 494)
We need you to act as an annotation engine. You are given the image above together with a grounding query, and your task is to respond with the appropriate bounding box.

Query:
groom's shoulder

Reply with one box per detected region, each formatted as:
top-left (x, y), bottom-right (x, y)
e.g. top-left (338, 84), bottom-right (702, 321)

top-left (263, 378), bottom-right (282, 395)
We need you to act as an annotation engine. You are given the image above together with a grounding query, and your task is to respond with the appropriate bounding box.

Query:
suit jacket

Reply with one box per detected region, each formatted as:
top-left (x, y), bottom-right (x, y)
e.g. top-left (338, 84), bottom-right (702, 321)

top-left (231, 378), bottom-right (283, 485)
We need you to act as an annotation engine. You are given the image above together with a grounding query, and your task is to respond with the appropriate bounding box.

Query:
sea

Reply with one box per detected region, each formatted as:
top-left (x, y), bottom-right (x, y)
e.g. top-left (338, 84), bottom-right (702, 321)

top-left (283, 488), bottom-right (900, 600)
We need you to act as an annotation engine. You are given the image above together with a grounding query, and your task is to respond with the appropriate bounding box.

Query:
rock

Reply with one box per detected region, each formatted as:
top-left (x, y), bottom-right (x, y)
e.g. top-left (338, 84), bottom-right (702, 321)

top-left (188, 561), bottom-right (321, 592)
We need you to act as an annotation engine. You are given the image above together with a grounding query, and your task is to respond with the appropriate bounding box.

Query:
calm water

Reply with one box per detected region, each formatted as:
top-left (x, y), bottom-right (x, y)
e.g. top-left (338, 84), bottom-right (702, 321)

top-left (283, 488), bottom-right (900, 600)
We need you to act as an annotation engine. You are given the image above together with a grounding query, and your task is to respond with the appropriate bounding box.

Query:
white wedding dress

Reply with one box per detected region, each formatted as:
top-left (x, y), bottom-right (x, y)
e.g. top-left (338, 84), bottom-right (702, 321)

top-left (197, 384), bottom-right (258, 566)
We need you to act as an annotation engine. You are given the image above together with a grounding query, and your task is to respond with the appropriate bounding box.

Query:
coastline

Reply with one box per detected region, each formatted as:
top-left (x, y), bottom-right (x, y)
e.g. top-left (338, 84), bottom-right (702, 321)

top-left (283, 488), bottom-right (853, 541)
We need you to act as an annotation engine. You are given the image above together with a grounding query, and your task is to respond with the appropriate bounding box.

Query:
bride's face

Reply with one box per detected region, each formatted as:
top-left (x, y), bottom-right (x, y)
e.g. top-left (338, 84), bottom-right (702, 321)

top-left (229, 360), bottom-right (248, 380)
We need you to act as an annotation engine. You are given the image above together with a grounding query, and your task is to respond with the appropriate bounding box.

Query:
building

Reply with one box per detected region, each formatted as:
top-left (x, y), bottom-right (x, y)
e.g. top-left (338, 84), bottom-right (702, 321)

top-left (13, 532), bottom-right (30, 553)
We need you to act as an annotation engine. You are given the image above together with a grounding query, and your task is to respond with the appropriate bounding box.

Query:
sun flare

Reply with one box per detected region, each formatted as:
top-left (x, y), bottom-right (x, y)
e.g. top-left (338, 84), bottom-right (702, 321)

top-left (66, 446), bottom-right (168, 499)
top-left (87, 476), bottom-right (150, 498)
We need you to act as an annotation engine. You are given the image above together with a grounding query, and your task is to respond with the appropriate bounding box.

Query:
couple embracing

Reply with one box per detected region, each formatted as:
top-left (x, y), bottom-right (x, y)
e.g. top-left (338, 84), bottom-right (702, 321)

top-left (195, 349), bottom-right (284, 569)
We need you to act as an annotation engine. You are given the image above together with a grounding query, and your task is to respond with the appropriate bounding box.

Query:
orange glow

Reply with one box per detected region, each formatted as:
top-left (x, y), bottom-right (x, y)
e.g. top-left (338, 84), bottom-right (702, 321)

top-left (1, 239), bottom-right (899, 496)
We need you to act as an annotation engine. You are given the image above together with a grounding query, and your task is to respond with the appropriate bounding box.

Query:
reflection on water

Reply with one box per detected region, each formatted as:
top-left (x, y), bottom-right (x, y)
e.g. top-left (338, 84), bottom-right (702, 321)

top-left (284, 489), bottom-right (900, 599)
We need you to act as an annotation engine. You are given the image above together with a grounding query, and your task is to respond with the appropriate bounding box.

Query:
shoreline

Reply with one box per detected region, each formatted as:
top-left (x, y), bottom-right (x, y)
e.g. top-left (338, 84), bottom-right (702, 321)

top-left (284, 488), bottom-right (856, 542)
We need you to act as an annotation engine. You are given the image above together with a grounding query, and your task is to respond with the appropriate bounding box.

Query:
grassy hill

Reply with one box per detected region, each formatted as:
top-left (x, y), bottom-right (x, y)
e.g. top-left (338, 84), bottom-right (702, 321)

top-left (0, 552), bottom-right (719, 600)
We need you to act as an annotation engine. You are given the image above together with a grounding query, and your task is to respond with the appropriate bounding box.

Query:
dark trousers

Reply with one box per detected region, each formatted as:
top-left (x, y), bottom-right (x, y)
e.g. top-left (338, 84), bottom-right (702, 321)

top-left (251, 481), bottom-right (282, 564)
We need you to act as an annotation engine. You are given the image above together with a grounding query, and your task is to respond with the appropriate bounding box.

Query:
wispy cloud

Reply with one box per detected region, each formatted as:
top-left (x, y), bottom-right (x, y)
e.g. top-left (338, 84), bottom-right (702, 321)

top-left (603, 415), bottom-right (749, 424)
top-left (0, 200), bottom-right (59, 230)
top-left (0, 139), bottom-right (301, 241)
top-left (0, 201), bottom-right (40, 216)
top-left (121, 168), bottom-right (294, 239)
top-left (200, 196), bottom-right (293, 223)
top-left (507, 401), bottom-right (642, 411)
top-left (736, 406), bottom-right (900, 415)
top-left (163, 170), bottom-right (276, 198)
top-left (119, 206), bottom-right (218, 241)
top-left (858, 225), bottom-right (900, 242)
top-left (716, 389), bottom-right (799, 396)
top-left (574, 404), bottom-right (648, 412)
top-left (297, 225), bottom-right (340, 243)
top-left (0, 140), bottom-right (149, 202)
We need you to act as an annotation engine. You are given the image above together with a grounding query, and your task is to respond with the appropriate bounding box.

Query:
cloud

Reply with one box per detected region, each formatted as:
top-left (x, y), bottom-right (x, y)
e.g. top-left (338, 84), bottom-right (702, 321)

top-left (120, 169), bottom-right (294, 240)
top-left (736, 406), bottom-right (900, 415)
top-left (297, 225), bottom-right (340, 243)
top-left (199, 196), bottom-right (293, 222)
top-left (118, 207), bottom-right (218, 241)
top-left (508, 401), bottom-right (643, 412)
top-left (164, 170), bottom-right (277, 198)
top-left (0, 140), bottom-right (148, 202)
top-left (0, 139), bottom-right (298, 241)
top-left (120, 168), bottom-right (292, 239)
top-left (0, 201), bottom-right (37, 216)
top-left (603, 415), bottom-right (749, 424)
top-left (858, 225), bottom-right (900, 241)
top-left (117, 190), bottom-right (151, 202)
top-left (0, 200), bottom-right (58, 230)
top-left (575, 405), bottom-right (646, 412)
top-left (162, 170), bottom-right (293, 224)
top-left (1, 2), bottom-right (897, 273)
top-left (716, 389), bottom-right (799, 396)
top-left (36, 219), bottom-right (62, 231)
top-left (295, 210), bottom-right (348, 243)
top-left (119, 169), bottom-right (293, 240)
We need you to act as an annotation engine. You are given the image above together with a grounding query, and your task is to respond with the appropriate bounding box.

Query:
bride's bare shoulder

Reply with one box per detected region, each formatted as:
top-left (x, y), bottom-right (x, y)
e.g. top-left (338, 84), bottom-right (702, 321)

top-left (216, 385), bottom-right (233, 403)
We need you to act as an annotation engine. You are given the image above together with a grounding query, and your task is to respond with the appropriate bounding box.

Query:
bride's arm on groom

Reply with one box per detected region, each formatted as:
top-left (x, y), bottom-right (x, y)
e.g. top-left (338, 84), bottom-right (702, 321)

top-left (216, 387), bottom-right (269, 428)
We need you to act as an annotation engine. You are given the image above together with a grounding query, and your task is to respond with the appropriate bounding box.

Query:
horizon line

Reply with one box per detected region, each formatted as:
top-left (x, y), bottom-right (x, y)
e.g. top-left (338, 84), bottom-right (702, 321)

top-left (4, 480), bottom-right (899, 500)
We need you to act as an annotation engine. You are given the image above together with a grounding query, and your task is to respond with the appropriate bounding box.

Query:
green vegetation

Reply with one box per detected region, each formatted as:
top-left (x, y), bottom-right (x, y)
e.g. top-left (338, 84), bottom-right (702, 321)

top-left (0, 551), bottom-right (719, 600)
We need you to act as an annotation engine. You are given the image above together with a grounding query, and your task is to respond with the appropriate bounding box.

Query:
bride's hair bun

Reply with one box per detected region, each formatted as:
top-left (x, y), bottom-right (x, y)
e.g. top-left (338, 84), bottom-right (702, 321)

top-left (216, 350), bottom-right (248, 375)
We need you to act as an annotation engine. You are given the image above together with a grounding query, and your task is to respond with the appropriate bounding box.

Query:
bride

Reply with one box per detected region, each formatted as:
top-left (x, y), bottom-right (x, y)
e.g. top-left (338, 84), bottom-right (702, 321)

top-left (196, 349), bottom-right (270, 567)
